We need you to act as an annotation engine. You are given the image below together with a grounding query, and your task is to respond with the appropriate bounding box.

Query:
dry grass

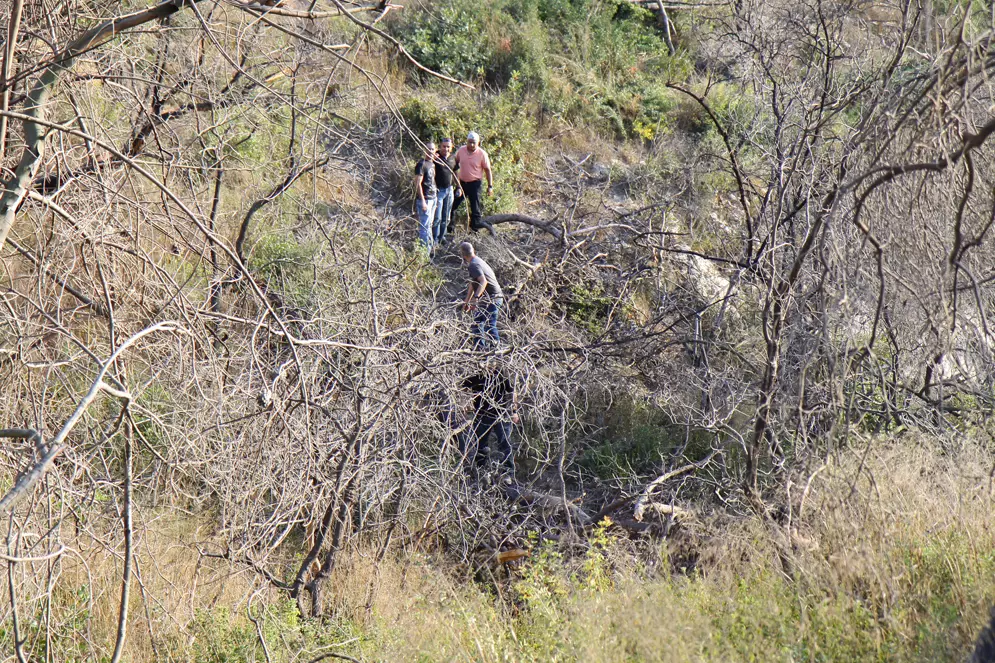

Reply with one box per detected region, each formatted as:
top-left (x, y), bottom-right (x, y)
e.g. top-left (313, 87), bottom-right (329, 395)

top-left (5, 435), bottom-right (993, 662)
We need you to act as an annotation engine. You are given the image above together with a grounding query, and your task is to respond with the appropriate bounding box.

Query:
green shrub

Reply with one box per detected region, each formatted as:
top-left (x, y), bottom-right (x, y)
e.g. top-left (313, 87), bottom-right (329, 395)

top-left (399, 87), bottom-right (538, 211)
top-left (579, 395), bottom-right (715, 479)
top-left (249, 231), bottom-right (323, 308)
top-left (391, 0), bottom-right (494, 82)
top-left (252, 233), bottom-right (316, 282)
top-left (190, 607), bottom-right (258, 663)
top-left (390, 0), bottom-right (696, 140)
top-left (565, 283), bottom-right (615, 336)
top-left (513, 540), bottom-right (570, 659)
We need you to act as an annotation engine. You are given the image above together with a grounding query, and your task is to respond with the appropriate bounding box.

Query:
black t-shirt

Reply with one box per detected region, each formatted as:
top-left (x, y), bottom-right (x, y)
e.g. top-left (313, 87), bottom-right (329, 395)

top-left (435, 155), bottom-right (455, 189)
top-left (414, 158), bottom-right (437, 199)
top-left (464, 372), bottom-right (513, 419)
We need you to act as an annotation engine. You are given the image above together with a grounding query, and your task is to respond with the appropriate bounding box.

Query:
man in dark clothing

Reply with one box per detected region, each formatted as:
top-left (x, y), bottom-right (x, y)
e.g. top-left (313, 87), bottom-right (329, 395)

top-left (427, 386), bottom-right (467, 455)
top-left (413, 141), bottom-right (437, 250)
top-left (433, 138), bottom-right (456, 246)
top-left (460, 241), bottom-right (503, 350)
top-left (462, 368), bottom-right (518, 475)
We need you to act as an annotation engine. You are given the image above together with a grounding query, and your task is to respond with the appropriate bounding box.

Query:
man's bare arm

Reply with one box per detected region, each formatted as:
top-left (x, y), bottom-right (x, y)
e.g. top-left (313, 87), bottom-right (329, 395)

top-left (413, 173), bottom-right (425, 202)
top-left (453, 153), bottom-right (463, 197)
top-left (463, 276), bottom-right (487, 309)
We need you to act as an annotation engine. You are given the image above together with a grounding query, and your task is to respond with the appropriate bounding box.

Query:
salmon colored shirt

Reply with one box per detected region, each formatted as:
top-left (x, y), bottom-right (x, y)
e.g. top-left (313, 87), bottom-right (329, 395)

top-left (454, 145), bottom-right (492, 183)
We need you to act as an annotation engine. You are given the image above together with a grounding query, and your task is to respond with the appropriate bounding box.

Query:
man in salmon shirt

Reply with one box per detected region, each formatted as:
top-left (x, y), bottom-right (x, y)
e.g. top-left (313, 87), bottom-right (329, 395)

top-left (452, 131), bottom-right (494, 234)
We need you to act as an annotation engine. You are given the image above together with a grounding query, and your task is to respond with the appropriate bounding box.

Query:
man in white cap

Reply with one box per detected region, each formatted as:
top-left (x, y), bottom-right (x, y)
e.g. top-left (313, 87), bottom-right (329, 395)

top-left (452, 131), bottom-right (494, 234)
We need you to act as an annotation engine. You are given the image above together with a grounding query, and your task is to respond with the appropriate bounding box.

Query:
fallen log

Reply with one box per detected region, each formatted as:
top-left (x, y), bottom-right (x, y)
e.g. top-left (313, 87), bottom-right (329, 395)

top-left (503, 484), bottom-right (592, 525)
top-left (633, 450), bottom-right (719, 521)
top-left (638, 503), bottom-right (692, 521)
top-left (483, 214), bottom-right (563, 239)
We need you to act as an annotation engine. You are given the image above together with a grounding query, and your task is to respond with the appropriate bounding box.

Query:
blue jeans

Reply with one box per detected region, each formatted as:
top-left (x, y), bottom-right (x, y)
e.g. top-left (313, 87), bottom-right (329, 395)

top-left (472, 299), bottom-right (501, 350)
top-left (433, 187), bottom-right (453, 244)
top-left (417, 197), bottom-right (437, 249)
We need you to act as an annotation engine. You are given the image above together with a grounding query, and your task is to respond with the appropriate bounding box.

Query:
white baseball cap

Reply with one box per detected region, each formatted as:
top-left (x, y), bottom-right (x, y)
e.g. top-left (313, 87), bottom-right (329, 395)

top-left (467, 131), bottom-right (480, 142)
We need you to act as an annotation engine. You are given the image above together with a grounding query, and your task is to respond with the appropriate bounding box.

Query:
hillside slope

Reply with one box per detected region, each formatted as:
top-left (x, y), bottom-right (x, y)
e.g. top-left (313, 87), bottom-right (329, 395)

top-left (0, 0), bottom-right (994, 660)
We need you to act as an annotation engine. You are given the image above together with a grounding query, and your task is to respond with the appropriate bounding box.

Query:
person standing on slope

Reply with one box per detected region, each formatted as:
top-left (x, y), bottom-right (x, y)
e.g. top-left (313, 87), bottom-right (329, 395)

top-left (460, 241), bottom-right (503, 349)
top-left (452, 131), bottom-right (494, 234)
top-left (463, 364), bottom-right (519, 478)
top-left (413, 141), bottom-right (437, 251)
top-left (433, 137), bottom-right (456, 247)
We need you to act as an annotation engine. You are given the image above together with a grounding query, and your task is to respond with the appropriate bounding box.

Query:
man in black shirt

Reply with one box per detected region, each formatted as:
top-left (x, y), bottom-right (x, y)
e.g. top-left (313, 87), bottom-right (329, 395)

top-left (462, 367), bottom-right (519, 475)
top-left (413, 141), bottom-right (437, 250)
top-left (433, 138), bottom-right (456, 246)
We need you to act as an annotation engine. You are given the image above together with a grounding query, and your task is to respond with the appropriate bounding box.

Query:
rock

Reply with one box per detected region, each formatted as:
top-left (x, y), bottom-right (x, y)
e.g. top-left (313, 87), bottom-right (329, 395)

top-left (590, 163), bottom-right (610, 182)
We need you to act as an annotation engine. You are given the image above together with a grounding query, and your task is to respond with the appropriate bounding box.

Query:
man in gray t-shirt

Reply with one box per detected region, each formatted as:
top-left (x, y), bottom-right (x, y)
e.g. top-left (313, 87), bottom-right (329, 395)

top-left (460, 242), bottom-right (503, 349)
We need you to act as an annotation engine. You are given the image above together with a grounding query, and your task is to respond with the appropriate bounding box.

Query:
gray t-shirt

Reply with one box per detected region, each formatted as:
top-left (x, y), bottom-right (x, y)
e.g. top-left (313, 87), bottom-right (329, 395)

top-left (467, 256), bottom-right (503, 300)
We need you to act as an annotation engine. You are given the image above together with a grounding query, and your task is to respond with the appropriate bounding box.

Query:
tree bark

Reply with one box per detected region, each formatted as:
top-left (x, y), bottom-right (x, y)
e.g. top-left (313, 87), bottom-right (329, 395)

top-left (483, 213), bottom-right (563, 239)
top-left (0, 0), bottom-right (25, 162)
top-left (0, 0), bottom-right (204, 252)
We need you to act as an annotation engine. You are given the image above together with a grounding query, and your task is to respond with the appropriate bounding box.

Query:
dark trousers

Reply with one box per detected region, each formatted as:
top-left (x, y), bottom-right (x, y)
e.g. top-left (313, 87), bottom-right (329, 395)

top-left (452, 179), bottom-right (490, 232)
top-left (464, 414), bottom-right (514, 472)
top-left (438, 405), bottom-right (468, 457)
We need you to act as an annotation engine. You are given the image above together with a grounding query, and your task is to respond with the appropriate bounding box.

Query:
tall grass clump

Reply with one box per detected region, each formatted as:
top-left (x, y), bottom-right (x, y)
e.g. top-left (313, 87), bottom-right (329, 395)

top-left (9, 437), bottom-right (989, 662)
top-left (387, 0), bottom-right (694, 139)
